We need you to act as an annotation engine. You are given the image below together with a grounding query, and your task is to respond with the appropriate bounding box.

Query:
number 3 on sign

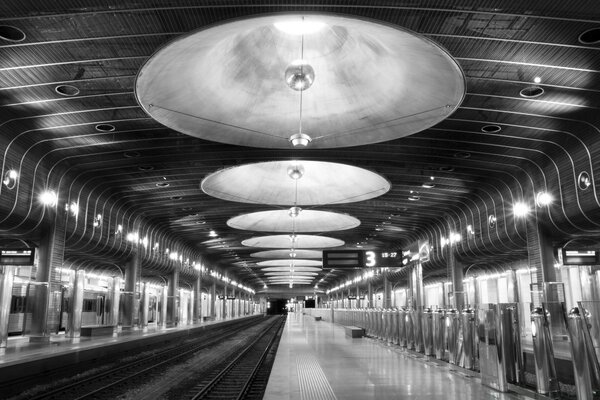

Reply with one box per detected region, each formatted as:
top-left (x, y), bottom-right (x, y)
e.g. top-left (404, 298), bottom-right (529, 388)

top-left (365, 251), bottom-right (377, 267)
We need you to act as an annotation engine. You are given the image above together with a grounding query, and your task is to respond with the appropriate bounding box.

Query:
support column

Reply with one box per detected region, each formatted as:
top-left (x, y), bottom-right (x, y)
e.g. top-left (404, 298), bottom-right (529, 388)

top-left (109, 276), bottom-right (121, 329)
top-left (167, 267), bottom-right (179, 326)
top-left (141, 282), bottom-right (149, 328)
top-left (347, 288), bottom-right (351, 309)
top-left (356, 285), bottom-right (360, 308)
top-left (211, 281), bottom-right (216, 318)
top-left (448, 253), bottom-right (465, 311)
top-left (222, 284), bottom-right (228, 319)
top-left (31, 204), bottom-right (67, 339)
top-left (383, 274), bottom-right (392, 308)
top-left (525, 211), bottom-right (560, 396)
top-left (0, 266), bottom-right (16, 348)
top-left (193, 274), bottom-right (201, 323)
top-left (160, 284), bottom-right (168, 328)
top-left (122, 251), bottom-right (140, 328)
top-left (66, 270), bottom-right (85, 338)
top-left (368, 282), bottom-right (373, 308)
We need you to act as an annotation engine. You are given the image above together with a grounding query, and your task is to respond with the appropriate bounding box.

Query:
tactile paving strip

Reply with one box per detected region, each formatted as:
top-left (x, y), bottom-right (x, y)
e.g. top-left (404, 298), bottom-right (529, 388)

top-left (296, 352), bottom-right (337, 400)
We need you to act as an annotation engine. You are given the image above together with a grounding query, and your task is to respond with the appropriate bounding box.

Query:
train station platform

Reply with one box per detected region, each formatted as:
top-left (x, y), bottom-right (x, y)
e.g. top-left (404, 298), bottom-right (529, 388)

top-left (264, 312), bottom-right (535, 400)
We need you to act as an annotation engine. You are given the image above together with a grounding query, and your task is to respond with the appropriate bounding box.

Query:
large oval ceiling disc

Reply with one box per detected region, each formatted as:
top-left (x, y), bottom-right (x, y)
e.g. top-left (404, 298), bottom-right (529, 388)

top-left (227, 209), bottom-right (360, 232)
top-left (264, 272), bottom-right (319, 276)
top-left (256, 259), bottom-right (322, 267)
top-left (202, 160), bottom-right (389, 206)
top-left (136, 14), bottom-right (465, 148)
top-left (261, 266), bottom-right (322, 272)
top-left (242, 234), bottom-right (344, 248)
top-left (251, 249), bottom-right (322, 259)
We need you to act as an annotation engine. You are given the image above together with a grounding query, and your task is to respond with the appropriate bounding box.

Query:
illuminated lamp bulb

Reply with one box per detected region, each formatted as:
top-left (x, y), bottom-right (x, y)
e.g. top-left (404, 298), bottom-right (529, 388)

top-left (287, 164), bottom-right (304, 180)
top-left (513, 202), bottom-right (530, 217)
top-left (288, 206), bottom-right (302, 218)
top-left (289, 234), bottom-right (297, 243)
top-left (289, 252), bottom-right (296, 258)
top-left (536, 191), bottom-right (553, 207)
top-left (289, 133), bottom-right (312, 147)
top-left (284, 59), bottom-right (315, 91)
top-left (3, 169), bottom-right (18, 189)
top-left (40, 190), bottom-right (58, 207)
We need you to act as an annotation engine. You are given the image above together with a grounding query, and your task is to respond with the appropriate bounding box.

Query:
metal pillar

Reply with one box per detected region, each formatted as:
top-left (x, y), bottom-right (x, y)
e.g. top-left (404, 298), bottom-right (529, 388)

top-left (122, 252), bottom-right (140, 328)
top-left (67, 270), bottom-right (85, 338)
top-left (447, 247), bottom-right (464, 310)
top-left (383, 274), bottom-right (392, 309)
top-left (368, 282), bottom-right (373, 308)
top-left (222, 284), bottom-right (228, 319)
top-left (109, 276), bottom-right (121, 329)
top-left (160, 284), bottom-right (168, 328)
top-left (193, 274), bottom-right (201, 323)
top-left (31, 212), bottom-right (66, 339)
top-left (167, 267), bottom-right (179, 326)
top-left (141, 282), bottom-right (149, 328)
top-left (211, 281), bottom-right (216, 318)
top-left (0, 266), bottom-right (15, 348)
top-left (526, 213), bottom-right (560, 397)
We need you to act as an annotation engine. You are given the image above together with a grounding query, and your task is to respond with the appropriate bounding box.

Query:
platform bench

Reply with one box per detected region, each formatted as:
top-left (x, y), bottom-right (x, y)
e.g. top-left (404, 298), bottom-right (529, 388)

top-left (314, 316), bottom-right (322, 321)
top-left (344, 325), bottom-right (365, 338)
top-left (81, 325), bottom-right (115, 337)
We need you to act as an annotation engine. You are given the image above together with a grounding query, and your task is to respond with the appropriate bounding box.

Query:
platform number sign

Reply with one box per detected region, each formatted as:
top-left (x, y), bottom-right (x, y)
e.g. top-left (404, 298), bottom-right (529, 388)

top-left (365, 251), bottom-right (399, 268)
top-left (365, 251), bottom-right (376, 267)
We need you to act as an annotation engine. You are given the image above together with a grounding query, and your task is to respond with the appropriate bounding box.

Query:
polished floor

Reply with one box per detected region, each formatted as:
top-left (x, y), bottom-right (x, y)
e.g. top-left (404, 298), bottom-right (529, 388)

top-left (264, 312), bottom-right (533, 400)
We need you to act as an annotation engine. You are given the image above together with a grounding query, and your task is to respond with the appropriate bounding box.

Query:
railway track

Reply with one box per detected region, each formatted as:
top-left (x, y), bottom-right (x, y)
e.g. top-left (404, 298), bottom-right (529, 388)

top-left (184, 315), bottom-right (286, 400)
top-left (25, 316), bottom-right (266, 400)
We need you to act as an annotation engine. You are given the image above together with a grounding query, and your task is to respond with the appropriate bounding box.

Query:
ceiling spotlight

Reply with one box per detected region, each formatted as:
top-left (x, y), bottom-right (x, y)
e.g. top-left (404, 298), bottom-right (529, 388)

top-left (209, 230), bottom-right (218, 237)
top-left (535, 191), bottom-right (554, 207)
top-left (289, 252), bottom-right (296, 258)
top-left (287, 164), bottom-right (304, 180)
top-left (513, 202), bottom-right (530, 217)
top-left (285, 59), bottom-right (315, 91)
top-left (289, 234), bottom-right (297, 243)
top-left (3, 169), bottom-right (18, 189)
top-left (40, 190), bottom-right (58, 207)
top-left (288, 206), bottom-right (302, 218)
top-left (289, 132), bottom-right (312, 147)
top-left (533, 76), bottom-right (542, 84)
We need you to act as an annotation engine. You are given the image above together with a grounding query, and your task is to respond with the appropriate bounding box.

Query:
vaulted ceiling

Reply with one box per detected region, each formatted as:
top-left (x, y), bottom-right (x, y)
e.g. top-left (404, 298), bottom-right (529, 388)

top-left (0, 1), bottom-right (599, 293)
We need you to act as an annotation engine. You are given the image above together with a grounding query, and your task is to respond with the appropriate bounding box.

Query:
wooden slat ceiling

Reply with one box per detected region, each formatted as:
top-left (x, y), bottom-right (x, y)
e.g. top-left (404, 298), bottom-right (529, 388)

top-left (0, 0), bottom-right (599, 291)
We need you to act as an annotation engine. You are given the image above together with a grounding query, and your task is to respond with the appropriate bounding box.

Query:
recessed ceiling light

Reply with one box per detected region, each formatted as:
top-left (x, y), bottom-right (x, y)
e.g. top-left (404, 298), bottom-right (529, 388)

top-left (3, 169), bottom-right (18, 190)
top-left (408, 195), bottom-right (420, 201)
top-left (454, 152), bottom-right (471, 159)
top-left (155, 182), bottom-right (170, 188)
top-left (535, 191), bottom-right (553, 207)
top-left (0, 25), bottom-right (26, 42)
top-left (438, 166), bottom-right (455, 172)
top-left (481, 124), bottom-right (502, 133)
top-left (519, 86), bottom-right (544, 98)
top-left (578, 171), bottom-right (591, 190)
top-left (55, 84), bottom-right (80, 97)
top-left (578, 27), bottom-right (600, 44)
top-left (95, 124), bottom-right (115, 132)
top-left (123, 151), bottom-right (141, 158)
top-left (422, 182), bottom-right (435, 189)
top-left (138, 165), bottom-right (154, 171)
top-left (533, 76), bottom-right (542, 84)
